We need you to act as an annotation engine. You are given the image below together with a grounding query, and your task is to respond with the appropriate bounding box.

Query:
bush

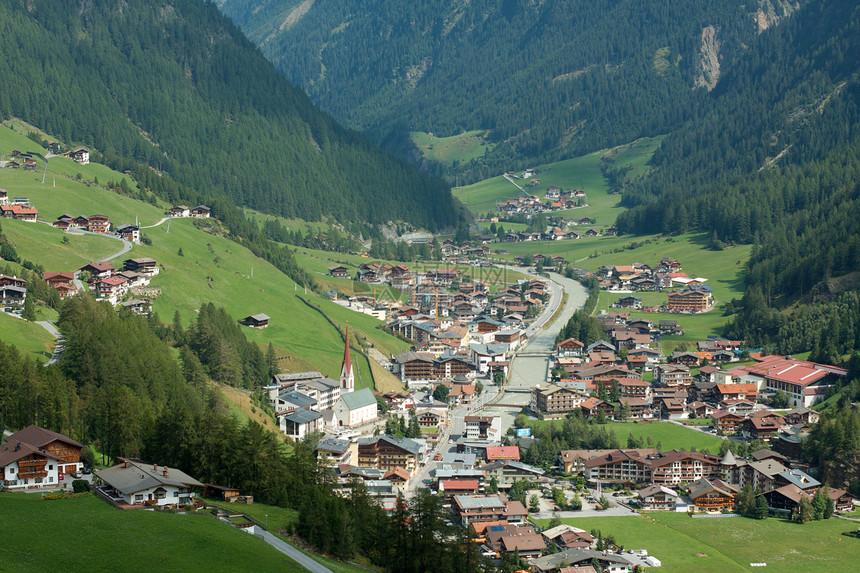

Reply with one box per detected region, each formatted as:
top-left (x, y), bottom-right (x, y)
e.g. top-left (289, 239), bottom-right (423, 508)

top-left (72, 480), bottom-right (90, 493)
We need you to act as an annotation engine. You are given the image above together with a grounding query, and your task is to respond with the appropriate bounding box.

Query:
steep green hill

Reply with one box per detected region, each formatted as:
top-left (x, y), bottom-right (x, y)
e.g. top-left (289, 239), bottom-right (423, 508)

top-left (0, 0), bottom-right (459, 231)
top-left (217, 0), bottom-right (793, 180)
top-left (0, 130), bottom-right (408, 385)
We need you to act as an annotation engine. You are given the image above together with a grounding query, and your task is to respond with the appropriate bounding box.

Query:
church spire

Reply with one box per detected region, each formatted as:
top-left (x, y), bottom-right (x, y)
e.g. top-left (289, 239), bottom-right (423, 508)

top-left (340, 324), bottom-right (354, 393)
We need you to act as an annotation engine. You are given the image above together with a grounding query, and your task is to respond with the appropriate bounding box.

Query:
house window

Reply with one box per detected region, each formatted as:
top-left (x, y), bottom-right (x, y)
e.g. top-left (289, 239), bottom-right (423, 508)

top-left (48, 477), bottom-right (53, 483)
top-left (174, 492), bottom-right (179, 498)
top-left (49, 464), bottom-right (53, 470)
top-left (9, 467), bottom-right (14, 474)
top-left (135, 494), bottom-right (143, 501)
top-left (36, 477), bottom-right (43, 484)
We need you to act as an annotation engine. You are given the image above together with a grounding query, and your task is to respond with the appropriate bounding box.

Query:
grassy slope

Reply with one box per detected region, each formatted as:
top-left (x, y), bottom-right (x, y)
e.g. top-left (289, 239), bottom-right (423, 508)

top-left (0, 312), bottom-right (55, 362)
top-left (124, 219), bottom-right (407, 390)
top-left (410, 130), bottom-right (494, 167)
top-left (0, 124), bottom-right (409, 389)
top-left (529, 421), bottom-right (726, 453)
top-left (453, 136), bottom-right (663, 221)
top-left (2, 218), bottom-right (118, 270)
top-left (0, 494), bottom-right (306, 571)
top-left (535, 513), bottom-right (858, 573)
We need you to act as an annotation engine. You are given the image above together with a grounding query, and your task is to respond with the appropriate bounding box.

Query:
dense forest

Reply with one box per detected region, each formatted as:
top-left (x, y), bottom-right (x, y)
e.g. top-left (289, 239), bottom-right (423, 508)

top-left (0, 0), bottom-right (460, 230)
top-left (217, 0), bottom-right (793, 181)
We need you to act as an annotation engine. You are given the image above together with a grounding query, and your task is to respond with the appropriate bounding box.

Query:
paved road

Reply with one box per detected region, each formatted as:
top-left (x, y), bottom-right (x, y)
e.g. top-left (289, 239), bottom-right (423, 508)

top-left (257, 530), bottom-right (333, 573)
top-left (35, 321), bottom-right (65, 365)
top-left (531, 506), bottom-right (637, 519)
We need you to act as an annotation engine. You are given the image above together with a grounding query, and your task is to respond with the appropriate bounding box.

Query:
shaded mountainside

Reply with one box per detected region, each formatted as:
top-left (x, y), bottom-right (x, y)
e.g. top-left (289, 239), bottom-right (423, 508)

top-left (217, 0), bottom-right (794, 180)
top-left (611, 0), bottom-right (860, 355)
top-left (0, 0), bottom-right (459, 230)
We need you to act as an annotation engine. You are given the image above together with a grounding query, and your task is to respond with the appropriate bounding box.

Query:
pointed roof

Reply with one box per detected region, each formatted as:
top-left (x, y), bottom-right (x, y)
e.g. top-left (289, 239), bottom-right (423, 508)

top-left (342, 325), bottom-right (352, 372)
top-left (720, 448), bottom-right (738, 466)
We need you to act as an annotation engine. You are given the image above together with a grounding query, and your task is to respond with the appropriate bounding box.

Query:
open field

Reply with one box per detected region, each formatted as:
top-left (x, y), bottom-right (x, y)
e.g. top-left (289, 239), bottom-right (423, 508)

top-left (528, 421), bottom-right (727, 453)
top-left (410, 130), bottom-right (494, 167)
top-left (0, 493), bottom-right (307, 571)
top-left (534, 512), bottom-right (859, 573)
top-left (453, 136), bottom-right (663, 222)
top-left (124, 219), bottom-right (408, 390)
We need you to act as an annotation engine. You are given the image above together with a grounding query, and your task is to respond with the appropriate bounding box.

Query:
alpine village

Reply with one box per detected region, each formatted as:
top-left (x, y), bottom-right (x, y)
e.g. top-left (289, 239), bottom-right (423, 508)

top-left (1, 1), bottom-right (860, 572)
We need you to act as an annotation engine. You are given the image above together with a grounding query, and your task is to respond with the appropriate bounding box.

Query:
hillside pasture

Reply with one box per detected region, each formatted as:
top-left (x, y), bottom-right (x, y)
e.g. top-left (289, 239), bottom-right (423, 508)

top-left (410, 130), bottom-right (495, 167)
top-left (0, 494), bottom-right (306, 571)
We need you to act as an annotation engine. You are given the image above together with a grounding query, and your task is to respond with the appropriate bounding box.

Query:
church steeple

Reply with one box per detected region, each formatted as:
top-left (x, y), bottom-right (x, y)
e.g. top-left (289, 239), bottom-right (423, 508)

top-left (340, 325), bottom-right (354, 393)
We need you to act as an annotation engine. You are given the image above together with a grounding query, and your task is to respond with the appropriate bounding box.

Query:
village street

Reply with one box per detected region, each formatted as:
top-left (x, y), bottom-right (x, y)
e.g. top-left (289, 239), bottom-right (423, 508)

top-left (408, 269), bottom-right (589, 494)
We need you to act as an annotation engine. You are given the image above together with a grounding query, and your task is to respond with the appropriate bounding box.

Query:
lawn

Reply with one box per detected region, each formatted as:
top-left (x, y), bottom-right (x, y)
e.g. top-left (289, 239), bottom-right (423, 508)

top-left (534, 513), bottom-right (858, 573)
top-left (0, 311), bottom-right (55, 362)
top-left (410, 130), bottom-right (494, 167)
top-left (529, 421), bottom-right (727, 453)
top-left (0, 493), bottom-right (307, 571)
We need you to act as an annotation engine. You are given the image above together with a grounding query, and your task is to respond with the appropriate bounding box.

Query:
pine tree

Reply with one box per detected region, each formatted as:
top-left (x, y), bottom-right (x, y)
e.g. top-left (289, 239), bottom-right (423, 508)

top-left (22, 295), bottom-right (36, 321)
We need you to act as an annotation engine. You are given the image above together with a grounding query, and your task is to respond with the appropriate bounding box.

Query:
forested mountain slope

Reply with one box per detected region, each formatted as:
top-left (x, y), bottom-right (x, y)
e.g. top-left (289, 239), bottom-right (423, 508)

top-left (217, 0), bottom-right (797, 180)
top-left (0, 0), bottom-right (459, 230)
top-left (612, 0), bottom-right (860, 355)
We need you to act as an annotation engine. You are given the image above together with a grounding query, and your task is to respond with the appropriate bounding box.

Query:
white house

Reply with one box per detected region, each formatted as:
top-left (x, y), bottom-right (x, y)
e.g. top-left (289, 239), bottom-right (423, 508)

top-left (0, 425), bottom-right (85, 490)
top-left (278, 408), bottom-right (324, 439)
top-left (95, 459), bottom-right (203, 506)
top-left (332, 387), bottom-right (378, 428)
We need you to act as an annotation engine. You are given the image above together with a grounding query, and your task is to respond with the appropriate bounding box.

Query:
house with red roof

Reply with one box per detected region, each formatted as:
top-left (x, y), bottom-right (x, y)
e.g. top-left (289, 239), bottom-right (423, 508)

top-left (485, 446), bottom-right (520, 462)
top-left (730, 355), bottom-right (847, 407)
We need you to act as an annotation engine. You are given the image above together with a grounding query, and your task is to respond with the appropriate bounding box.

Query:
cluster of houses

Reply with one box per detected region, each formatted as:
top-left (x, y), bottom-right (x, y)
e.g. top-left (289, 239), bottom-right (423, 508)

top-left (382, 280), bottom-right (551, 388)
top-left (594, 259), bottom-right (715, 313)
top-left (497, 186), bottom-right (587, 218)
top-left (560, 446), bottom-right (853, 518)
top-left (168, 205), bottom-right (211, 219)
top-left (504, 224), bottom-right (609, 245)
top-left (0, 193), bottom-right (38, 221)
top-left (535, 340), bottom-right (845, 427)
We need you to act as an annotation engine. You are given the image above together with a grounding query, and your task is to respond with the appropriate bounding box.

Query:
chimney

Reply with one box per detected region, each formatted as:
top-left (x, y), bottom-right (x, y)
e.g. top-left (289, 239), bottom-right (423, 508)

top-left (153, 464), bottom-right (158, 472)
top-left (124, 461), bottom-right (129, 468)
top-left (163, 466), bottom-right (169, 477)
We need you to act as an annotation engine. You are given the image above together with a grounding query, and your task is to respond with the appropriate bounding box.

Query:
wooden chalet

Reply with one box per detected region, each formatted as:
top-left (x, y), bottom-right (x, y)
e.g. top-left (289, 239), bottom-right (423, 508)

top-left (242, 313), bottom-right (270, 328)
top-left (190, 205), bottom-right (211, 218)
top-left (86, 214), bottom-right (111, 234)
top-left (123, 257), bottom-right (158, 276)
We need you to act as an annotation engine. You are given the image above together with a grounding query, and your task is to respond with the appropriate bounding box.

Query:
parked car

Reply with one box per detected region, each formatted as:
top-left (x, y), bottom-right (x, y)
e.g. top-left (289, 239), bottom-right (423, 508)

top-left (70, 471), bottom-right (82, 479)
top-left (82, 467), bottom-right (92, 474)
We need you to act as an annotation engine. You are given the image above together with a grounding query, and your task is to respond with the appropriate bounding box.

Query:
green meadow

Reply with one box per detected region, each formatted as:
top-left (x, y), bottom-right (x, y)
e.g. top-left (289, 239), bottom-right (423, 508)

top-left (410, 130), bottom-right (494, 167)
top-left (0, 494), bottom-right (307, 571)
top-left (454, 136), bottom-right (663, 223)
top-left (534, 512), bottom-right (859, 573)
top-left (2, 218), bottom-right (119, 270)
top-left (0, 312), bottom-right (55, 362)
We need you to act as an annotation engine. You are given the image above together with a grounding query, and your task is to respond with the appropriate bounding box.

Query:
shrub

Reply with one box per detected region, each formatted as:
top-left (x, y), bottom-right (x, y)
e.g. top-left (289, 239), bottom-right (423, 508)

top-left (72, 480), bottom-right (90, 493)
